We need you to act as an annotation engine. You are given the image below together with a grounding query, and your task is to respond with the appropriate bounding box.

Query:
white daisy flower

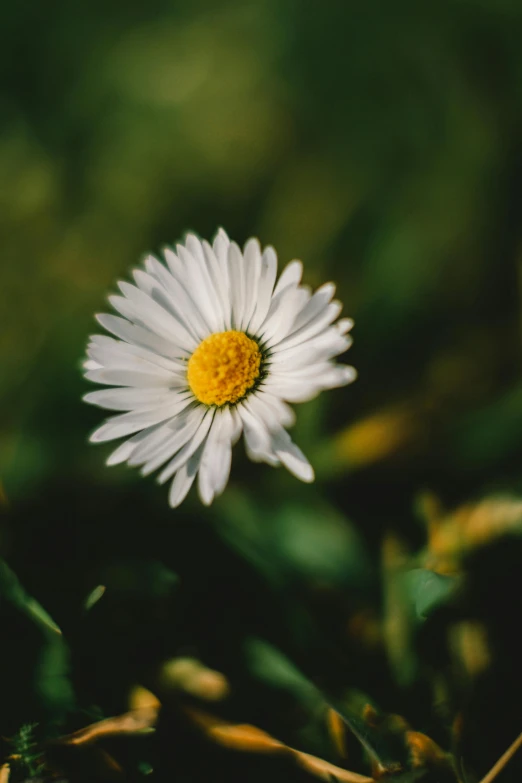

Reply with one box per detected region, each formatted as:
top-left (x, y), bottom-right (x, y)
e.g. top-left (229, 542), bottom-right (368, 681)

top-left (83, 228), bottom-right (356, 507)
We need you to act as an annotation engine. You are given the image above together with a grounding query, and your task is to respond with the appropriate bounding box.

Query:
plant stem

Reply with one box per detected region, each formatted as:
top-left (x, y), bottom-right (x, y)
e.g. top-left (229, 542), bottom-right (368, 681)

top-left (478, 731), bottom-right (522, 783)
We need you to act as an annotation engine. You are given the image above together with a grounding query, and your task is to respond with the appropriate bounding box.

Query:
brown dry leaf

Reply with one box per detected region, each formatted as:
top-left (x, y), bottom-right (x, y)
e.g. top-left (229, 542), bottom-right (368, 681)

top-left (185, 708), bottom-right (284, 753)
top-left (185, 707), bottom-right (374, 783)
top-left (449, 621), bottom-right (491, 678)
top-left (423, 495), bottom-right (522, 574)
top-left (55, 707), bottom-right (158, 746)
top-left (405, 731), bottom-right (449, 769)
top-left (361, 704), bottom-right (410, 736)
top-left (160, 657), bottom-right (230, 701)
top-left (335, 407), bottom-right (419, 468)
top-left (294, 751), bottom-right (374, 783)
top-left (0, 764), bottom-right (9, 783)
top-left (128, 685), bottom-right (161, 712)
top-left (361, 704), bottom-right (381, 729)
top-left (327, 707), bottom-right (348, 758)
top-left (210, 723), bottom-right (286, 753)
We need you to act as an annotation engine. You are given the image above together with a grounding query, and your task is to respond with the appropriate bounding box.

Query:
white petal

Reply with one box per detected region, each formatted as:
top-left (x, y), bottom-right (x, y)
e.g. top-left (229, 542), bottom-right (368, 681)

top-left (168, 442), bottom-right (205, 508)
top-left (238, 401), bottom-right (280, 467)
top-left (85, 353), bottom-right (185, 386)
top-left (245, 396), bottom-right (314, 483)
top-left (128, 419), bottom-right (189, 470)
top-left (272, 428), bottom-right (314, 483)
top-left (105, 425), bottom-right (162, 466)
top-left (214, 407), bottom-right (236, 492)
top-left (244, 443), bottom-right (280, 466)
top-left (260, 379), bottom-right (324, 402)
top-left (259, 287), bottom-right (309, 347)
top-left (85, 367), bottom-right (174, 388)
top-left (337, 317), bottom-right (354, 335)
top-left (255, 390), bottom-right (296, 428)
top-left (270, 300), bottom-right (342, 353)
top-left (138, 405), bottom-right (205, 475)
top-left (238, 403), bottom-right (280, 466)
top-left (87, 335), bottom-right (186, 374)
top-left (89, 397), bottom-right (193, 443)
top-left (95, 313), bottom-right (184, 361)
top-left (248, 246), bottom-right (278, 335)
top-left (240, 238), bottom-right (262, 332)
top-left (132, 269), bottom-right (204, 342)
top-left (106, 442), bottom-right (137, 466)
top-left (157, 408), bottom-right (214, 484)
top-left (177, 243), bottom-right (223, 334)
top-left (271, 362), bottom-right (356, 389)
top-left (289, 282), bottom-right (336, 334)
top-left (197, 413), bottom-right (224, 505)
top-left (184, 234), bottom-right (206, 265)
top-left (83, 387), bottom-right (179, 411)
top-left (269, 331), bottom-right (351, 369)
top-left (229, 406), bottom-right (244, 444)
top-left (197, 407), bottom-right (236, 505)
top-left (201, 240), bottom-right (230, 329)
top-left (109, 291), bottom-right (194, 354)
top-left (267, 282), bottom-right (337, 353)
top-left (272, 260), bottom-right (302, 297)
top-left (212, 228), bottom-right (231, 293)
top-left (143, 255), bottom-right (214, 340)
top-left (117, 281), bottom-right (197, 350)
top-left (227, 241), bottom-right (246, 330)
top-left (314, 364), bottom-right (358, 388)
top-left (215, 227), bottom-right (230, 243)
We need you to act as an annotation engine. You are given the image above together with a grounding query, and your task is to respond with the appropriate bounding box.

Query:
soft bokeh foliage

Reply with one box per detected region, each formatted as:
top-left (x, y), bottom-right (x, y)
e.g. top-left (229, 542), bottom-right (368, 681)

top-left (2, 1), bottom-right (522, 781)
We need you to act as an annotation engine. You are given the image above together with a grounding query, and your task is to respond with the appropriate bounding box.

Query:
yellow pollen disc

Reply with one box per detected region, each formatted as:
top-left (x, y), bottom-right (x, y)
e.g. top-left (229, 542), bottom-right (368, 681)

top-left (187, 330), bottom-right (262, 406)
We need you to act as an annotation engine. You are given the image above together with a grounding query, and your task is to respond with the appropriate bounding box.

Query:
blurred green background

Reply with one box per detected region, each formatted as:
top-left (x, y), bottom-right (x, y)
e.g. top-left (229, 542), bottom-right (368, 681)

top-left (2, 1), bottom-right (522, 781)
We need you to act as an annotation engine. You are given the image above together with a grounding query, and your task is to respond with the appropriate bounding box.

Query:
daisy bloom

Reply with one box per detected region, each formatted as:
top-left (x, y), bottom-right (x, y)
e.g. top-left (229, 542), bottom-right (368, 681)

top-left (83, 229), bottom-right (356, 507)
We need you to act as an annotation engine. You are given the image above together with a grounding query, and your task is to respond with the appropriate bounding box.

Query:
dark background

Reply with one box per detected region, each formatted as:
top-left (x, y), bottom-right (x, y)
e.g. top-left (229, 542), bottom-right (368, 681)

top-left (2, 1), bottom-right (522, 781)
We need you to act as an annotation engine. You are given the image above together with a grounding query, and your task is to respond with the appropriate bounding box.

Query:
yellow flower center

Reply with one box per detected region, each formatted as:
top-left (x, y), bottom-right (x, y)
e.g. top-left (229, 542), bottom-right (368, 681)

top-left (187, 330), bottom-right (262, 406)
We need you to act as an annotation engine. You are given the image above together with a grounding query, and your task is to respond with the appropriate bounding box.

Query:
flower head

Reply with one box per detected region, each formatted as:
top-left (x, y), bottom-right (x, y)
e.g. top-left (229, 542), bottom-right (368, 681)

top-left (83, 229), bottom-right (356, 507)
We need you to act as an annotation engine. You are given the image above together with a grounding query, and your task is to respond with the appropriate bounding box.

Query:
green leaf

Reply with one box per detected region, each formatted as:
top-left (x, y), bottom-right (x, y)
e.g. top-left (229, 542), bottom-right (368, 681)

top-left (245, 638), bottom-right (322, 708)
top-left (0, 559), bottom-right (61, 634)
top-left (403, 568), bottom-right (459, 620)
top-left (0, 558), bottom-right (75, 718)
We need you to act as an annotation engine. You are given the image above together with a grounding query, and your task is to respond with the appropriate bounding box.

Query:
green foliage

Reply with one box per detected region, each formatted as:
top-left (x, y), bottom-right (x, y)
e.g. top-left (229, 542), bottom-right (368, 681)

top-left (403, 569), bottom-right (459, 621)
top-left (3, 0), bottom-right (522, 780)
top-left (10, 723), bottom-right (44, 778)
top-left (0, 560), bottom-right (75, 723)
